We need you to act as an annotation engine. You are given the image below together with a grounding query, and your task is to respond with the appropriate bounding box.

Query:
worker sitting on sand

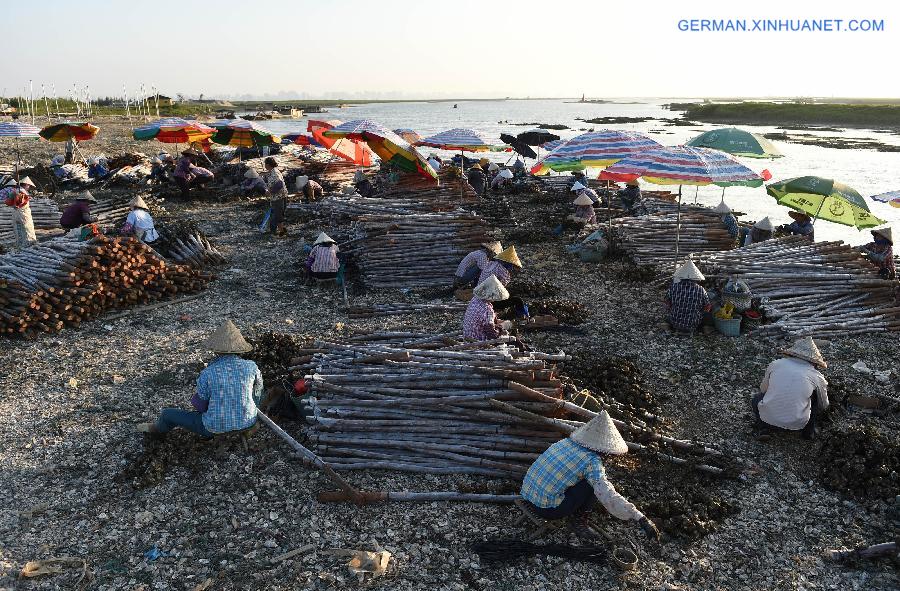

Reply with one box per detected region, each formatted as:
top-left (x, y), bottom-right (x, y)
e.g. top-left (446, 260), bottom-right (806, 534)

top-left (263, 157), bottom-right (289, 236)
top-left (60, 191), bottom-right (98, 231)
top-left (3, 177), bottom-right (37, 249)
top-left (467, 163), bottom-right (486, 195)
top-left (751, 337), bottom-right (828, 441)
top-left (479, 245), bottom-right (522, 287)
top-left (571, 193), bottom-right (597, 225)
top-left (306, 232), bottom-right (340, 281)
top-left (664, 259), bottom-right (711, 333)
top-left (455, 241), bottom-right (503, 288)
top-left (174, 149), bottom-right (214, 198)
top-left (296, 175), bottom-right (324, 202)
top-left (740, 216), bottom-right (774, 247)
top-left (859, 226), bottom-right (894, 279)
top-left (240, 168), bottom-right (267, 196)
top-left (137, 320), bottom-right (263, 439)
top-left (463, 275), bottom-right (512, 341)
top-left (714, 200), bottom-right (739, 241)
top-left (121, 196), bottom-right (159, 243)
top-left (520, 411), bottom-right (659, 541)
top-left (618, 180), bottom-right (642, 213)
top-left (781, 211), bottom-right (814, 240)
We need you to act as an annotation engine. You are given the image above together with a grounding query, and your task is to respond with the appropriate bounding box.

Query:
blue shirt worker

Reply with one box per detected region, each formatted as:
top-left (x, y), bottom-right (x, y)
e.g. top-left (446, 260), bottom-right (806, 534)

top-left (665, 259), bottom-right (711, 332)
top-left (520, 411), bottom-right (659, 541)
top-left (137, 320), bottom-right (263, 438)
top-left (714, 199), bottom-right (740, 240)
top-left (783, 211), bottom-right (814, 240)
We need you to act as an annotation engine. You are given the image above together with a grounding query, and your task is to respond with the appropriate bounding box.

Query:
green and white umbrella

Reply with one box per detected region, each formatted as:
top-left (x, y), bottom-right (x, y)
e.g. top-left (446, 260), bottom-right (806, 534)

top-left (766, 176), bottom-right (885, 230)
top-left (686, 127), bottom-right (782, 159)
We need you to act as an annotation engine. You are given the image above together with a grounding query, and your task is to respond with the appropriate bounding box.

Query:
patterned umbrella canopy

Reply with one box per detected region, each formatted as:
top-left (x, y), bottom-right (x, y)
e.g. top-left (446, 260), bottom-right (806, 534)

top-left (307, 119), bottom-right (374, 166)
top-left (0, 121), bottom-right (41, 138)
top-left (767, 176), bottom-right (885, 229)
top-left (324, 119), bottom-right (437, 180)
top-left (39, 121), bottom-right (100, 142)
top-left (531, 130), bottom-right (663, 175)
top-left (599, 146), bottom-right (766, 187)
top-left (870, 190), bottom-right (900, 208)
top-left (133, 117), bottom-right (215, 144)
top-left (417, 128), bottom-right (492, 152)
top-left (210, 119), bottom-right (280, 147)
top-left (686, 127), bottom-right (782, 159)
top-left (393, 128), bottom-right (421, 144)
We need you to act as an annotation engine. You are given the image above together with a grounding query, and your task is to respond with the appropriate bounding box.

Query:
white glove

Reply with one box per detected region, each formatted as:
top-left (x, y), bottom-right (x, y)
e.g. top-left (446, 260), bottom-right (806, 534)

top-left (500, 321), bottom-right (513, 330)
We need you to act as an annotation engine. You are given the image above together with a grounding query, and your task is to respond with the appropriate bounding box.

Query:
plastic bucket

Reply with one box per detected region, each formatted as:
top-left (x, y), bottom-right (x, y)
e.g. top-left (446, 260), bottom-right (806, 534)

top-left (715, 316), bottom-right (742, 337)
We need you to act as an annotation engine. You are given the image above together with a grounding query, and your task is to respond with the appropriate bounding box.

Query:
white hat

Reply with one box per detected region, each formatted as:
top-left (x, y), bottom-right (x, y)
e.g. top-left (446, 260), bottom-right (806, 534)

top-left (713, 200), bottom-right (731, 214)
top-left (488, 162), bottom-right (500, 172)
top-left (244, 168), bottom-right (260, 180)
top-left (573, 194), bottom-right (593, 206)
top-left (131, 196), bottom-right (149, 210)
top-left (673, 258), bottom-right (705, 283)
top-left (472, 275), bottom-right (509, 302)
top-left (499, 169), bottom-right (513, 179)
top-left (2, 178), bottom-right (17, 187)
top-left (52, 155), bottom-right (65, 166)
top-left (89, 157), bottom-right (99, 166)
top-left (202, 319), bottom-right (253, 354)
top-left (571, 181), bottom-right (586, 191)
top-left (18, 176), bottom-right (35, 188)
top-left (754, 216), bottom-right (774, 231)
top-left (570, 411), bottom-right (629, 455)
top-left (314, 232), bottom-right (335, 245)
top-left (480, 240), bottom-right (503, 255)
top-left (296, 175), bottom-right (309, 189)
top-left (782, 336), bottom-right (827, 369)
top-left (871, 225), bottom-right (893, 244)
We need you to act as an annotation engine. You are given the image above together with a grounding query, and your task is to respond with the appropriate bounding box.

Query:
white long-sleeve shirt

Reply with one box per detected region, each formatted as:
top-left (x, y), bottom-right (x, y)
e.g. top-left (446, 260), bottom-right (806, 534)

top-left (126, 209), bottom-right (159, 242)
top-left (757, 357), bottom-right (828, 430)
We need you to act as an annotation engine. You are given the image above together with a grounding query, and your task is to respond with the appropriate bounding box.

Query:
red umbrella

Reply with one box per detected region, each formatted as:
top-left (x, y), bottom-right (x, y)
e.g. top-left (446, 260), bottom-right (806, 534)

top-left (308, 119), bottom-right (374, 166)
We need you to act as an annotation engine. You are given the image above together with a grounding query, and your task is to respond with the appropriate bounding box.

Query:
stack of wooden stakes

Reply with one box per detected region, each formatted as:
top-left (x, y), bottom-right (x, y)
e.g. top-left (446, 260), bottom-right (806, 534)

top-left (0, 198), bottom-right (61, 246)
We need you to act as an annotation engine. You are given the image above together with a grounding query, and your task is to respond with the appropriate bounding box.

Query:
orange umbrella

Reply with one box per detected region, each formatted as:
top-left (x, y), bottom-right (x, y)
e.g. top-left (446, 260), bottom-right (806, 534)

top-left (308, 119), bottom-right (374, 166)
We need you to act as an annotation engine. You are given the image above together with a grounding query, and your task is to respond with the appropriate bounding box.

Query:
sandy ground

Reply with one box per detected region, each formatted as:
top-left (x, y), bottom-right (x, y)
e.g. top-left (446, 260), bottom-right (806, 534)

top-left (0, 162), bottom-right (897, 590)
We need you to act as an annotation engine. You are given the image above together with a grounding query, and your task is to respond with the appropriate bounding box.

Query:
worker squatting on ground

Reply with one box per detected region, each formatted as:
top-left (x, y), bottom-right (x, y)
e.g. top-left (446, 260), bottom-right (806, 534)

top-left (570, 180), bottom-right (600, 205)
top-left (463, 275), bottom-right (513, 341)
top-left (571, 192), bottom-right (597, 225)
top-left (490, 168), bottom-right (514, 191)
top-left (740, 216), bottom-right (774, 247)
top-left (859, 226), bottom-right (894, 279)
top-left (781, 211), bottom-right (814, 240)
top-left (478, 245), bottom-right (522, 286)
top-left (59, 190), bottom-right (98, 231)
top-left (454, 240), bottom-right (503, 288)
top-left (2, 176), bottom-right (37, 249)
top-left (306, 232), bottom-right (340, 281)
top-left (751, 337), bottom-right (829, 441)
top-left (714, 200), bottom-right (739, 241)
top-left (296, 175), bottom-right (324, 201)
top-left (121, 196), bottom-right (159, 244)
top-left (137, 320), bottom-right (263, 439)
top-left (467, 163), bottom-right (486, 195)
top-left (664, 259), bottom-right (711, 333)
top-left (241, 168), bottom-right (267, 196)
top-left (174, 149), bottom-right (214, 198)
top-left (520, 410), bottom-right (660, 541)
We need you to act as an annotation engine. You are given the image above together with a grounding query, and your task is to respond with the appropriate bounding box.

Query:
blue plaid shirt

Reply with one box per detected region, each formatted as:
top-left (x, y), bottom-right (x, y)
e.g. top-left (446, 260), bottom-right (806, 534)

top-left (666, 280), bottom-right (710, 331)
top-left (197, 355), bottom-right (263, 433)
top-left (721, 213), bottom-right (739, 239)
top-left (521, 438), bottom-right (607, 508)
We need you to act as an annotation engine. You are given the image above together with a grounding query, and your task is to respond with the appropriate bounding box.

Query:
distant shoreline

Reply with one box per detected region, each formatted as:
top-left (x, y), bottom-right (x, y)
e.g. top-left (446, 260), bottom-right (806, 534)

top-left (671, 102), bottom-right (900, 130)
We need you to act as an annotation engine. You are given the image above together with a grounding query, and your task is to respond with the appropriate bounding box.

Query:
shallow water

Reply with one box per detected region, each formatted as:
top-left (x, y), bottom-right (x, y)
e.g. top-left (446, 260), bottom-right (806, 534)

top-left (254, 99), bottom-right (900, 245)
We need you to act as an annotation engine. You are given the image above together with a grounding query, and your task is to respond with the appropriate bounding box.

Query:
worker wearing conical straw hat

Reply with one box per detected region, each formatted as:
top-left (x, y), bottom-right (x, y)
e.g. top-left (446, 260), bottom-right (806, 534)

top-left (618, 178), bottom-right (643, 212)
top-left (571, 192), bottom-right (598, 225)
top-left (306, 231), bottom-right (340, 282)
top-left (240, 167), bottom-right (266, 196)
top-left (490, 167), bottom-right (514, 191)
top-left (781, 210), bottom-right (814, 240)
top-left (466, 162), bottom-right (487, 195)
top-left (713, 199), bottom-right (740, 241)
top-left (463, 275), bottom-right (511, 341)
top-left (665, 258), bottom-right (711, 334)
top-left (751, 337), bottom-right (828, 441)
top-left (123, 195), bottom-right (159, 243)
top-left (570, 178), bottom-right (600, 205)
top-left (858, 225), bottom-right (894, 279)
top-left (520, 410), bottom-right (660, 542)
top-left (59, 191), bottom-right (98, 231)
top-left (741, 216), bottom-right (774, 247)
top-left (478, 245), bottom-right (522, 287)
top-left (137, 320), bottom-right (263, 439)
top-left (2, 177), bottom-right (37, 249)
top-left (454, 240), bottom-right (503, 289)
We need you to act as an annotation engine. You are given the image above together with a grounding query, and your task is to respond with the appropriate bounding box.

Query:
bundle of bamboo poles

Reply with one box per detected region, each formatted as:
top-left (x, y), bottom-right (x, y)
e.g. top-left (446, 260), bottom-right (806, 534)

top-left (0, 198), bottom-right (62, 246)
top-left (152, 222), bottom-right (226, 269)
top-left (0, 235), bottom-right (212, 338)
top-left (299, 333), bottom-right (739, 480)
top-left (694, 236), bottom-right (900, 338)
top-left (347, 302), bottom-right (466, 319)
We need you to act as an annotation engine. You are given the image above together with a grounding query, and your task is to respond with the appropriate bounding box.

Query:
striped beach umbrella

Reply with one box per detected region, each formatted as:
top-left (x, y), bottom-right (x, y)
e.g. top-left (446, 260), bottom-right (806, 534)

top-left (210, 119), bottom-right (281, 147)
top-left (393, 128), bottom-right (421, 144)
top-left (687, 127), bottom-right (782, 159)
top-left (306, 120), bottom-right (374, 167)
top-left (0, 121), bottom-right (41, 176)
top-left (39, 121), bottom-right (100, 142)
top-left (324, 119), bottom-right (437, 181)
top-left (417, 128), bottom-right (492, 152)
top-left (531, 130), bottom-right (663, 175)
top-left (133, 117), bottom-right (215, 143)
top-left (870, 190), bottom-right (900, 208)
top-left (767, 176), bottom-right (885, 230)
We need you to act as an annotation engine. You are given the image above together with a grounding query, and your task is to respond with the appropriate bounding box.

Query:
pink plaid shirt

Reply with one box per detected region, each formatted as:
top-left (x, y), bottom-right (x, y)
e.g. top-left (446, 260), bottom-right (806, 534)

top-left (478, 260), bottom-right (511, 286)
top-left (463, 297), bottom-right (500, 341)
top-left (308, 244), bottom-right (340, 273)
top-left (456, 249), bottom-right (489, 277)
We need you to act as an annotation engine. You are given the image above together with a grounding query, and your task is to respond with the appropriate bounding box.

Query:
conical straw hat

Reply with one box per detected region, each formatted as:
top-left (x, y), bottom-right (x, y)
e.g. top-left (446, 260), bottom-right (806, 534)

top-left (781, 336), bottom-right (827, 369)
top-left (314, 232), bottom-right (335, 245)
top-left (18, 176), bottom-right (35, 188)
top-left (571, 181), bottom-right (586, 191)
top-left (488, 162), bottom-right (500, 172)
top-left (713, 199), bottom-right (731, 214)
top-left (480, 241), bottom-right (503, 255)
top-left (570, 411), bottom-right (629, 455)
top-left (131, 196), bottom-right (149, 210)
top-left (573, 194), bottom-right (593, 206)
top-left (499, 169), bottom-right (513, 179)
top-left (77, 190), bottom-right (97, 203)
top-left (244, 168), bottom-right (260, 179)
top-left (473, 275), bottom-right (509, 301)
top-left (754, 216), bottom-right (774, 231)
top-left (495, 245), bottom-right (522, 268)
top-left (871, 225), bottom-right (893, 244)
top-left (673, 258), bottom-right (705, 283)
top-left (202, 319), bottom-right (252, 354)
top-left (787, 210), bottom-right (810, 222)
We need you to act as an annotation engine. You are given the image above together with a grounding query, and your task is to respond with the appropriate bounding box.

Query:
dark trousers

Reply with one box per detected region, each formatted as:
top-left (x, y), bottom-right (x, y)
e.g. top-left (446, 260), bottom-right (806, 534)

top-left (528, 479), bottom-right (595, 520)
top-left (455, 265), bottom-right (481, 288)
top-left (156, 408), bottom-right (214, 438)
top-left (751, 391), bottom-right (819, 438)
top-left (269, 198), bottom-right (286, 232)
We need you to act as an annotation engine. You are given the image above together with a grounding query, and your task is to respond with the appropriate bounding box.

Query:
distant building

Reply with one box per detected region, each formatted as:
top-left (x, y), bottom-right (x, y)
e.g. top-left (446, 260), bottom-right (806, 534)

top-left (149, 95), bottom-right (174, 106)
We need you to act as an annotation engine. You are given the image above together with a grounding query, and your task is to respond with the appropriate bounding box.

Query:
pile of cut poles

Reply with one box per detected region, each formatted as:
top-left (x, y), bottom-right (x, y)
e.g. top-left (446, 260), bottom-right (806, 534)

top-left (695, 235), bottom-right (900, 338)
top-left (0, 198), bottom-right (61, 245)
top-left (0, 235), bottom-right (212, 337)
top-left (613, 200), bottom-right (736, 266)
top-left (152, 222), bottom-right (226, 269)
top-left (295, 332), bottom-right (739, 504)
top-left (347, 302), bottom-right (466, 319)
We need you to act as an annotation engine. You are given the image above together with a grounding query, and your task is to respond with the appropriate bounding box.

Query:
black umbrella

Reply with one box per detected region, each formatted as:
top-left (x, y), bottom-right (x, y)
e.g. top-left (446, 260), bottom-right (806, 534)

top-left (500, 133), bottom-right (537, 159)
top-left (516, 128), bottom-right (560, 146)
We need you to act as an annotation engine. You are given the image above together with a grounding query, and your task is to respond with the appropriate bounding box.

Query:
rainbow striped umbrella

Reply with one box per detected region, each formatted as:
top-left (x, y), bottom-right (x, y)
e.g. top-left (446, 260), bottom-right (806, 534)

top-left (531, 130), bottom-right (663, 175)
top-left (210, 119), bottom-right (280, 147)
top-left (417, 128), bottom-right (491, 152)
top-left (39, 121), bottom-right (100, 142)
top-left (394, 128), bottom-right (421, 144)
top-left (324, 119), bottom-right (437, 181)
top-left (871, 190), bottom-right (900, 208)
top-left (0, 121), bottom-right (41, 175)
top-left (133, 117), bottom-right (215, 143)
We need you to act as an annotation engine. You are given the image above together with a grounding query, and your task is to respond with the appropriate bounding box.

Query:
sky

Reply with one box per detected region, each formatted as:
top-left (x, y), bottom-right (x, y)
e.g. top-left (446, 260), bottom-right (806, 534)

top-left (4, 0), bottom-right (899, 100)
